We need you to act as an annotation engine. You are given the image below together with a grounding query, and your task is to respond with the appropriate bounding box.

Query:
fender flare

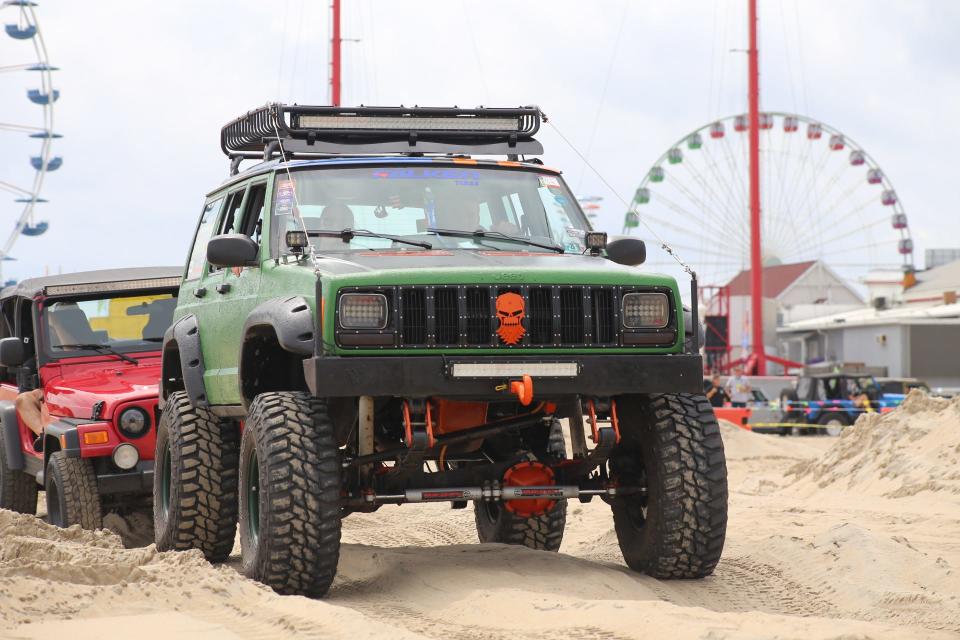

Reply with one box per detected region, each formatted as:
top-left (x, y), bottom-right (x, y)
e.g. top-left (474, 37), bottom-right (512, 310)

top-left (161, 314), bottom-right (209, 408)
top-left (240, 296), bottom-right (315, 357)
top-left (237, 296), bottom-right (316, 403)
top-left (0, 400), bottom-right (24, 471)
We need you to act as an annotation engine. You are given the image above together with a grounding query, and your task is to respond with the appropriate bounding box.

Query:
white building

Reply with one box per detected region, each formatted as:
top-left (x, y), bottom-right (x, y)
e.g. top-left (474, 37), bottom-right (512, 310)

top-left (705, 260), bottom-right (863, 371)
top-left (778, 259), bottom-right (960, 390)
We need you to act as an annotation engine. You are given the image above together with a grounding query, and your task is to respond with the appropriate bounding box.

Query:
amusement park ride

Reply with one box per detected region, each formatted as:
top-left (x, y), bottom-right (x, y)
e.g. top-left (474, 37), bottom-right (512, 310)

top-left (0, 0), bottom-right (59, 284)
top-left (622, 0), bottom-right (915, 375)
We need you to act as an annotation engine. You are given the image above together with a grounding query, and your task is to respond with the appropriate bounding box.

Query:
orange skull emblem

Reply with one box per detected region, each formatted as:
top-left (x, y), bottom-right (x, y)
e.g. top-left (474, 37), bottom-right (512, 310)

top-left (495, 292), bottom-right (526, 345)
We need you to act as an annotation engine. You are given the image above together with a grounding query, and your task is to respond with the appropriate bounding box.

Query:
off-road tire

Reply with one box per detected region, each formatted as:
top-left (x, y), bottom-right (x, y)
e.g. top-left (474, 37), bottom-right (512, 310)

top-left (474, 498), bottom-right (566, 551)
top-left (610, 393), bottom-right (727, 578)
top-left (0, 427), bottom-right (37, 514)
top-left (154, 391), bottom-right (238, 562)
top-left (239, 391), bottom-right (342, 597)
top-left (45, 451), bottom-right (102, 529)
top-left (817, 412), bottom-right (850, 437)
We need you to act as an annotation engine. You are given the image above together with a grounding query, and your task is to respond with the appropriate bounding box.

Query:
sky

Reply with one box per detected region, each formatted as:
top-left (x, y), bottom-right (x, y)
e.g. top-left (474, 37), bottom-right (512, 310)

top-left (1, 0), bottom-right (958, 286)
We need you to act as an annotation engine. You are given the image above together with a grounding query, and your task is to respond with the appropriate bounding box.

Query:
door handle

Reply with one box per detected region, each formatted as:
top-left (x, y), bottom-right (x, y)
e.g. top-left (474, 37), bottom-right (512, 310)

top-left (216, 283), bottom-right (232, 294)
top-left (194, 287), bottom-right (206, 298)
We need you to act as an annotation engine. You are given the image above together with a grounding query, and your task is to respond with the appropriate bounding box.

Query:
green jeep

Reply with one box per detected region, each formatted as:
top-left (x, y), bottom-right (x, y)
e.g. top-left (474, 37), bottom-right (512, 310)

top-left (155, 104), bottom-right (727, 597)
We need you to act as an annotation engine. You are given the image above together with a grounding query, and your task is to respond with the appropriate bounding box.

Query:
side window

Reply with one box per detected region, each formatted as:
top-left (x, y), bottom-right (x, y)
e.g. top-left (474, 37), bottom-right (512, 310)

top-left (209, 188), bottom-right (247, 273)
top-left (0, 298), bottom-right (15, 383)
top-left (0, 298), bottom-right (15, 338)
top-left (240, 182), bottom-right (267, 246)
top-left (218, 188), bottom-right (246, 236)
top-left (185, 197), bottom-right (224, 281)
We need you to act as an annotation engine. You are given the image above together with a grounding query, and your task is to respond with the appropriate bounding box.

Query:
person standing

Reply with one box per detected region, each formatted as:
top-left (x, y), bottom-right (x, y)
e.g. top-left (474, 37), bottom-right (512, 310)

top-left (705, 374), bottom-right (729, 408)
top-left (725, 367), bottom-right (752, 408)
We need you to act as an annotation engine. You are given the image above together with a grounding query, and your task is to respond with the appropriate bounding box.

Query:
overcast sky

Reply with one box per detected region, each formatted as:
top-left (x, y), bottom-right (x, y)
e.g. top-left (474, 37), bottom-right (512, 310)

top-left (1, 0), bottom-right (958, 284)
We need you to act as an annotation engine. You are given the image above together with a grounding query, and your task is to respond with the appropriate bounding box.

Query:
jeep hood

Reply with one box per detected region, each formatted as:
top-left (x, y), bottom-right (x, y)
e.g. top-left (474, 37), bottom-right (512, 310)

top-left (312, 251), bottom-right (671, 281)
top-left (42, 356), bottom-right (162, 421)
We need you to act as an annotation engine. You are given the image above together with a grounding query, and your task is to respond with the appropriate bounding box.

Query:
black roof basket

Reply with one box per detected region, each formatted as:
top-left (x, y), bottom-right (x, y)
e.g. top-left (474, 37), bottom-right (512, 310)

top-left (221, 104), bottom-right (545, 163)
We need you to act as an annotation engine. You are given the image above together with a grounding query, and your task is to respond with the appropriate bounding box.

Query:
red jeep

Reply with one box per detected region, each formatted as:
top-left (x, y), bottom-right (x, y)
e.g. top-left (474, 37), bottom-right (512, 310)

top-left (0, 267), bottom-right (180, 528)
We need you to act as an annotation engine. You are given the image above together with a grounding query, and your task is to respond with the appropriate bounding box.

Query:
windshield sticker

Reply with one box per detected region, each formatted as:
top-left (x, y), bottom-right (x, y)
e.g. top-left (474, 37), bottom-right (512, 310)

top-left (539, 175), bottom-right (562, 190)
top-left (372, 167), bottom-right (480, 186)
top-left (275, 179), bottom-right (297, 217)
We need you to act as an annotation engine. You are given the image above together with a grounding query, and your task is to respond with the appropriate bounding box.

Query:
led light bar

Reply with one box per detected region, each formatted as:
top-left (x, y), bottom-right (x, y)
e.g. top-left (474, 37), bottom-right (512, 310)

top-left (221, 104), bottom-right (544, 160)
top-left (45, 277), bottom-right (182, 297)
top-left (450, 362), bottom-right (579, 378)
top-left (298, 114), bottom-right (521, 132)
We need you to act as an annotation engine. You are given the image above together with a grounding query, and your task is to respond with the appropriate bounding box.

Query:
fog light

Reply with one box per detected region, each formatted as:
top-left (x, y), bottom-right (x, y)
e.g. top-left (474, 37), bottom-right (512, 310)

top-left (339, 292), bottom-right (388, 329)
top-left (622, 292), bottom-right (669, 328)
top-left (112, 443), bottom-right (139, 470)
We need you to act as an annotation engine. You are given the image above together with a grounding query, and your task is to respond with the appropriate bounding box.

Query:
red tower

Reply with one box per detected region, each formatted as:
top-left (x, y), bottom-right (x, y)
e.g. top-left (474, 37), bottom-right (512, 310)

top-left (747, 0), bottom-right (766, 374)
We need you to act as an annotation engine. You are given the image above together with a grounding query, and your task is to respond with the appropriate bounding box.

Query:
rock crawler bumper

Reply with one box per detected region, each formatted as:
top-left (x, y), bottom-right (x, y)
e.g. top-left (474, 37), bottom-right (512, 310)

top-left (304, 354), bottom-right (703, 398)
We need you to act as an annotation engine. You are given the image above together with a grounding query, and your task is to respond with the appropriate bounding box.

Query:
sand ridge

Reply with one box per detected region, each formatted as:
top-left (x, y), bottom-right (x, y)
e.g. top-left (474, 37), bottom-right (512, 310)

top-left (2, 394), bottom-right (960, 639)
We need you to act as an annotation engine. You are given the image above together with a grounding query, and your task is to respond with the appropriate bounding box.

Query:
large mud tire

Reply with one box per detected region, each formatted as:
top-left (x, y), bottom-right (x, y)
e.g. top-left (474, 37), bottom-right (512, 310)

top-left (45, 451), bottom-right (102, 529)
top-left (239, 392), bottom-right (342, 597)
top-left (154, 391), bottom-right (238, 562)
top-left (474, 498), bottom-right (566, 551)
top-left (610, 393), bottom-right (727, 578)
top-left (0, 427), bottom-right (37, 515)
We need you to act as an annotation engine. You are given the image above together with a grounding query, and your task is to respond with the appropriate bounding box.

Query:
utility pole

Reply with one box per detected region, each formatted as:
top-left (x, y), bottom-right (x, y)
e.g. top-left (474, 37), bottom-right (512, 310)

top-left (747, 0), bottom-right (765, 375)
top-left (331, 0), bottom-right (341, 106)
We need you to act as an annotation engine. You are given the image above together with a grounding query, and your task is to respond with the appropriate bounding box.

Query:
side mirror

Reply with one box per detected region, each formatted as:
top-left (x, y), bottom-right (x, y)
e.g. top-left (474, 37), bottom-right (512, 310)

top-left (606, 238), bottom-right (646, 266)
top-left (207, 234), bottom-right (259, 268)
top-left (0, 337), bottom-right (25, 368)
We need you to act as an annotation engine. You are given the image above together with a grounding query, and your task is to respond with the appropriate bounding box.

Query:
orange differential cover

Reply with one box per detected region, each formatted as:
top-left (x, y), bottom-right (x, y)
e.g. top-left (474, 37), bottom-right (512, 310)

top-left (502, 461), bottom-right (556, 517)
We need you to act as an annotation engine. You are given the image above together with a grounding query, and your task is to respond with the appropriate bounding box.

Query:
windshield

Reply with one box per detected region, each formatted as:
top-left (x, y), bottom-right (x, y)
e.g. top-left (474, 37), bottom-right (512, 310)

top-left (271, 165), bottom-right (592, 255)
top-left (43, 292), bottom-right (176, 358)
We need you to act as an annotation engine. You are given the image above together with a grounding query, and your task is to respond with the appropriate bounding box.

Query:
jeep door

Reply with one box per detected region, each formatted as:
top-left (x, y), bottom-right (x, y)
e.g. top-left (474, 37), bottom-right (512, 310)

top-left (204, 180), bottom-right (268, 405)
top-left (178, 193), bottom-right (229, 402)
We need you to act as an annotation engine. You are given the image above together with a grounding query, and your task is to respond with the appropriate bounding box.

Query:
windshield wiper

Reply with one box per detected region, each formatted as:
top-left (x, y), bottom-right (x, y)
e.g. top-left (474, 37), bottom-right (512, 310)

top-left (308, 228), bottom-right (433, 250)
top-left (55, 343), bottom-right (139, 365)
top-left (427, 228), bottom-right (564, 253)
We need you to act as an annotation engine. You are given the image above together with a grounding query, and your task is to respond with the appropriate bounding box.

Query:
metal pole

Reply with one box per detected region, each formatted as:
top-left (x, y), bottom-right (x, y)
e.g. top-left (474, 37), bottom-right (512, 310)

top-left (331, 0), bottom-right (342, 106)
top-left (748, 0), bottom-right (765, 375)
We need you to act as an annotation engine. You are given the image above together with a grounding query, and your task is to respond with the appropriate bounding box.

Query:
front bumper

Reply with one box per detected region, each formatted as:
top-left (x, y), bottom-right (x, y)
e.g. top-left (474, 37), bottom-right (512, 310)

top-left (97, 461), bottom-right (154, 495)
top-left (304, 354), bottom-right (703, 398)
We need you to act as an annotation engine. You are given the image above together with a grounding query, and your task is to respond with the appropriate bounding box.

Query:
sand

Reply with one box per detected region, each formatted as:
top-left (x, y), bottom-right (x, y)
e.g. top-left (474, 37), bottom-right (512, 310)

top-left (2, 391), bottom-right (960, 639)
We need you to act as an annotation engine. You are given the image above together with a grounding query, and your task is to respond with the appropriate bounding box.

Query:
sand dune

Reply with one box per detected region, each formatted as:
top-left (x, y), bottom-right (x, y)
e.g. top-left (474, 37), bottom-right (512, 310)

top-left (3, 393), bottom-right (960, 639)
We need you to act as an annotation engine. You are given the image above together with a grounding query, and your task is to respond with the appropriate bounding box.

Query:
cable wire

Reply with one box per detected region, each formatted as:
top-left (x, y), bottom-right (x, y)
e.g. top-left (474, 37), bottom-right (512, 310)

top-left (546, 119), bottom-right (694, 276)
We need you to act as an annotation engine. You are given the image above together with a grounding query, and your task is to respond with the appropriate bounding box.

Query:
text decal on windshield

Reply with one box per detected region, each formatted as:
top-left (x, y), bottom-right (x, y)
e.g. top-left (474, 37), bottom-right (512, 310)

top-left (371, 168), bottom-right (479, 186)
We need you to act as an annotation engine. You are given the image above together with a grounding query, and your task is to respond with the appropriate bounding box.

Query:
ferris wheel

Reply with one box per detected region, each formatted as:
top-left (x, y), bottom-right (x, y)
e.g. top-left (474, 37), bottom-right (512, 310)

top-left (623, 112), bottom-right (914, 291)
top-left (0, 0), bottom-right (60, 283)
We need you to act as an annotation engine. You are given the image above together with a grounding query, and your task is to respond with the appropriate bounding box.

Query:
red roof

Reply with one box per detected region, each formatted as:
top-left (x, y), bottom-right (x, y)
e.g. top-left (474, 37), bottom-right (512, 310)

top-left (725, 261), bottom-right (816, 298)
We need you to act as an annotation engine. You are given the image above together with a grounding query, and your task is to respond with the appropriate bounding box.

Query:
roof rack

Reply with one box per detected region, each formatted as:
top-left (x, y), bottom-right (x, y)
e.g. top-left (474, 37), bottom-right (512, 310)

top-left (220, 104), bottom-right (544, 164)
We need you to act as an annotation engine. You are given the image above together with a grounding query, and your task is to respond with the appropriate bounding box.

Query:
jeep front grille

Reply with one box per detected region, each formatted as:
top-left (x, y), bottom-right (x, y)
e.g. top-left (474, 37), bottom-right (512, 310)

top-left (335, 285), bottom-right (677, 349)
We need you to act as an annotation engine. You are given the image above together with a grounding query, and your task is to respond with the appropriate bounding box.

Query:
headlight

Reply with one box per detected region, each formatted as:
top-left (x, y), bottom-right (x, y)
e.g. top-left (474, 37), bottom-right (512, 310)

top-left (112, 443), bottom-right (139, 470)
top-left (118, 407), bottom-right (150, 439)
top-left (622, 292), bottom-right (669, 328)
top-left (339, 292), bottom-right (389, 329)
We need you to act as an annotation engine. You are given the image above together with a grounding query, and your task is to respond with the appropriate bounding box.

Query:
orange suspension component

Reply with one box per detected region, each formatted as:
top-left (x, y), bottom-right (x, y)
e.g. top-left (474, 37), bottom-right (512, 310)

top-left (587, 399), bottom-right (621, 444)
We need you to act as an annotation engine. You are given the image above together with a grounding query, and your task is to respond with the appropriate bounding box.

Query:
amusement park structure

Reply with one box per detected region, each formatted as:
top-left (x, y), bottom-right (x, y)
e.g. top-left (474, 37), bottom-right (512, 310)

top-left (623, 0), bottom-right (915, 375)
top-left (0, 0), bottom-right (60, 283)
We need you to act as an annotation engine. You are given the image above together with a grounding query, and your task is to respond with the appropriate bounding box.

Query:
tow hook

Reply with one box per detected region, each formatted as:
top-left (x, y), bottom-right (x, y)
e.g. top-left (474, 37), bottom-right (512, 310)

top-left (496, 374), bottom-right (534, 405)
